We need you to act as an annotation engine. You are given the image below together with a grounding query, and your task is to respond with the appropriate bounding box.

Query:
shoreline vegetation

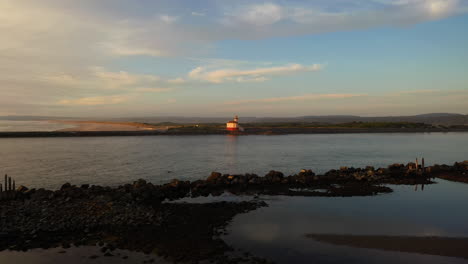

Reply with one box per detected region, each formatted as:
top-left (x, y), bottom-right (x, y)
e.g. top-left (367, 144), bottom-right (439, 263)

top-left (0, 120), bottom-right (467, 137)
top-left (1, 161), bottom-right (467, 263)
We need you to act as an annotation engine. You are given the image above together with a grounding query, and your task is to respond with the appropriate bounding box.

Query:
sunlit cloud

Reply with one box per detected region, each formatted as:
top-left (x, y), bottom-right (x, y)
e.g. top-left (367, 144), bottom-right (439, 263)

top-left (226, 93), bottom-right (366, 105)
top-left (58, 95), bottom-right (131, 106)
top-left (133, 87), bottom-right (174, 93)
top-left (159, 15), bottom-right (179, 24)
top-left (189, 64), bottom-right (322, 83)
top-left (167, 78), bottom-right (186, 84)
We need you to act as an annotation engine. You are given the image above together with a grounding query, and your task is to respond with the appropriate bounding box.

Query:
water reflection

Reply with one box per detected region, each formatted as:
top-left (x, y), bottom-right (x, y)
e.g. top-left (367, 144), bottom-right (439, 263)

top-left (224, 135), bottom-right (239, 174)
top-left (224, 180), bottom-right (468, 264)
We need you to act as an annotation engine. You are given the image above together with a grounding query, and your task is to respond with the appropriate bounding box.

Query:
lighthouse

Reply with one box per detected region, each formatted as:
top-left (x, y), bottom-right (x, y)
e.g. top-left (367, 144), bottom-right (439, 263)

top-left (226, 115), bottom-right (240, 131)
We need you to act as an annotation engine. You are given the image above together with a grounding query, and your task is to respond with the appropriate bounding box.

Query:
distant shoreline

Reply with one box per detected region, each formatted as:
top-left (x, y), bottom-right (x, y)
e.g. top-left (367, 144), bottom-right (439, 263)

top-left (1, 127), bottom-right (468, 138)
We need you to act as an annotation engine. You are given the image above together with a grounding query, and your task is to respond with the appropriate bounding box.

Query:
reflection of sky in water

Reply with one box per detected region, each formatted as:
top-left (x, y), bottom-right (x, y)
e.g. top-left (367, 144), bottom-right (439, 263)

top-left (225, 179), bottom-right (468, 264)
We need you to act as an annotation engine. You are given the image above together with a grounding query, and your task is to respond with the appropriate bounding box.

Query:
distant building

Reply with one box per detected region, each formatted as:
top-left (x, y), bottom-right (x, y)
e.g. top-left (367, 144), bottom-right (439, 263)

top-left (226, 115), bottom-right (243, 131)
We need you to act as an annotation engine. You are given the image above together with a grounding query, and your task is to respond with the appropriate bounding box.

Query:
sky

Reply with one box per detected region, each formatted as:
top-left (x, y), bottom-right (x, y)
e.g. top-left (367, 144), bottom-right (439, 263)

top-left (1, 0), bottom-right (468, 117)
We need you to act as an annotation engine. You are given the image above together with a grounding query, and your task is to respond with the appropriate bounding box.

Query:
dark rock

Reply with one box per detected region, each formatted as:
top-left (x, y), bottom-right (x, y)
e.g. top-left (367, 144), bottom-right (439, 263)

top-left (16, 185), bottom-right (29, 192)
top-left (61, 183), bottom-right (72, 190)
top-left (207, 172), bottom-right (222, 182)
top-left (264, 171), bottom-right (284, 183)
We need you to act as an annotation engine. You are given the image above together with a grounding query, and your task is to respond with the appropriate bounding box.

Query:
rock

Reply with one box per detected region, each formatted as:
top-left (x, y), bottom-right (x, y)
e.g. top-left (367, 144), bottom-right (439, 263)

top-left (169, 179), bottom-right (181, 187)
top-left (299, 169), bottom-right (315, 177)
top-left (61, 183), bottom-right (72, 190)
top-left (207, 172), bottom-right (222, 182)
top-left (388, 163), bottom-right (404, 170)
top-left (133, 179), bottom-right (147, 188)
top-left (264, 171), bottom-right (284, 183)
top-left (16, 185), bottom-right (29, 192)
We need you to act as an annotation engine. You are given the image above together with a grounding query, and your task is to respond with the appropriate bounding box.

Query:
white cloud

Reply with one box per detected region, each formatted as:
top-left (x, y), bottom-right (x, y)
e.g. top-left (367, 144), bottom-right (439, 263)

top-left (58, 95), bottom-right (130, 106)
top-left (191, 12), bottom-right (205, 17)
top-left (159, 15), bottom-right (179, 24)
top-left (226, 94), bottom-right (366, 105)
top-left (106, 46), bottom-right (165, 57)
top-left (226, 3), bottom-right (284, 26)
top-left (189, 64), bottom-right (322, 83)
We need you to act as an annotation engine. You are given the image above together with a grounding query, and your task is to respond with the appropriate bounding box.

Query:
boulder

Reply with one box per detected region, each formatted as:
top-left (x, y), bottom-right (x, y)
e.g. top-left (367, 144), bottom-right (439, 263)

top-left (16, 185), bottom-right (29, 192)
top-left (299, 169), bottom-right (315, 177)
top-left (60, 183), bottom-right (72, 190)
top-left (264, 170), bottom-right (284, 183)
top-left (207, 172), bottom-right (222, 182)
top-left (133, 179), bottom-right (147, 188)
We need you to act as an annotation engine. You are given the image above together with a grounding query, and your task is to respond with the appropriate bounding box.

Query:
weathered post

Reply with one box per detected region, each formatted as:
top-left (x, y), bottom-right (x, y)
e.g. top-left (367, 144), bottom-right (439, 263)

top-left (0, 183), bottom-right (2, 200)
top-left (8, 176), bottom-right (12, 192)
top-left (13, 180), bottom-right (16, 192)
top-left (415, 158), bottom-right (419, 170)
top-left (422, 158), bottom-right (425, 170)
top-left (4, 174), bottom-right (7, 191)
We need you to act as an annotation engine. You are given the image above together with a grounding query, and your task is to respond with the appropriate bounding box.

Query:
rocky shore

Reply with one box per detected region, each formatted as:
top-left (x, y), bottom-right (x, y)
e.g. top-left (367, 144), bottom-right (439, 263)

top-left (0, 161), bottom-right (467, 263)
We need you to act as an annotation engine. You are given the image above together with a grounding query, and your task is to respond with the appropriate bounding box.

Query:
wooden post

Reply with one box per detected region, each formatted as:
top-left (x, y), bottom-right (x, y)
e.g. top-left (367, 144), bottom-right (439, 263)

top-left (13, 180), bottom-right (15, 192)
top-left (4, 174), bottom-right (7, 192)
top-left (422, 158), bottom-right (425, 170)
top-left (8, 177), bottom-right (11, 192)
top-left (0, 183), bottom-right (2, 201)
top-left (415, 158), bottom-right (419, 170)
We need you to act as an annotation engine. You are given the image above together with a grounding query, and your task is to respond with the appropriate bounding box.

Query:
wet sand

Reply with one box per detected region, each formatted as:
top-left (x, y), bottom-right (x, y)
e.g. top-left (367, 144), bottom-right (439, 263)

top-left (306, 234), bottom-right (468, 259)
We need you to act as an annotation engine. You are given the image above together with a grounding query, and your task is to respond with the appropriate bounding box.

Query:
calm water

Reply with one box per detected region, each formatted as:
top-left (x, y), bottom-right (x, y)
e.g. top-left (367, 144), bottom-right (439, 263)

top-left (0, 133), bottom-right (467, 189)
top-left (224, 179), bottom-right (468, 264)
top-left (1, 133), bottom-right (468, 263)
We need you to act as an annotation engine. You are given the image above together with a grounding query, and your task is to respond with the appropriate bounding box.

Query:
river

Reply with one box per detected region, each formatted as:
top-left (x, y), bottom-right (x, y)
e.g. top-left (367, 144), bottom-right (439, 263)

top-left (0, 133), bottom-right (467, 189)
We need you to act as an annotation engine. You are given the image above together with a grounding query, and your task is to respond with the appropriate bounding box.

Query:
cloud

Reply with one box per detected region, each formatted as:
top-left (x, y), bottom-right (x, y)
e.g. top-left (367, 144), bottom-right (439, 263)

top-left (225, 3), bottom-right (284, 26)
top-left (191, 12), bottom-right (205, 17)
top-left (1, 0), bottom-right (467, 116)
top-left (387, 89), bottom-right (466, 96)
top-left (189, 64), bottom-right (322, 83)
top-left (167, 77), bottom-right (186, 84)
top-left (226, 93), bottom-right (366, 105)
top-left (58, 95), bottom-right (130, 106)
top-left (159, 15), bottom-right (179, 24)
top-left (41, 74), bottom-right (79, 86)
top-left (133, 87), bottom-right (173, 93)
top-left (106, 46), bottom-right (165, 57)
top-left (92, 67), bottom-right (161, 87)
